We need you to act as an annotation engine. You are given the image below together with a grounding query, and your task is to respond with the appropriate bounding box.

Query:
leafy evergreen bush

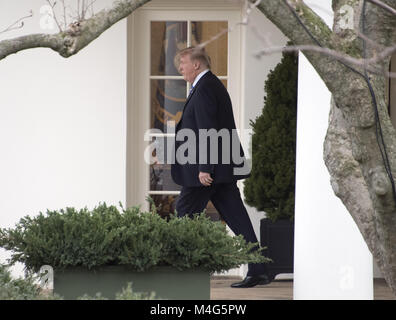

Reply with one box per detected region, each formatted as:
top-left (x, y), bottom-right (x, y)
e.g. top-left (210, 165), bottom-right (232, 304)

top-left (0, 263), bottom-right (60, 300)
top-left (244, 47), bottom-right (298, 221)
top-left (0, 202), bottom-right (268, 274)
top-left (77, 283), bottom-right (157, 300)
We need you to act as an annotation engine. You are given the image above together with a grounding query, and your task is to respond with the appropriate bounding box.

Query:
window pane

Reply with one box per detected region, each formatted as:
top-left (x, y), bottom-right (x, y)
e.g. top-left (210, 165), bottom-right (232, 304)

top-left (149, 135), bottom-right (180, 191)
top-left (152, 194), bottom-right (222, 222)
top-left (151, 79), bottom-right (186, 132)
top-left (151, 163), bottom-right (182, 191)
top-left (151, 21), bottom-right (187, 76)
top-left (191, 21), bottom-right (228, 76)
top-left (151, 194), bottom-right (178, 219)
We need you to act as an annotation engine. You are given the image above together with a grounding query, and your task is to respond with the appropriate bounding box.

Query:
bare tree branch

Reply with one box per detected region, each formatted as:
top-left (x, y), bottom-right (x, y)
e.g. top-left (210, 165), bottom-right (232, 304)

top-left (253, 43), bottom-right (396, 76)
top-left (46, 0), bottom-right (64, 32)
top-left (198, 0), bottom-right (261, 50)
top-left (197, 0), bottom-right (394, 80)
top-left (0, 11), bottom-right (33, 35)
top-left (0, 0), bottom-right (151, 61)
top-left (85, 0), bottom-right (98, 18)
top-left (367, 0), bottom-right (396, 15)
top-left (60, 0), bottom-right (67, 30)
top-left (48, 0), bottom-right (99, 31)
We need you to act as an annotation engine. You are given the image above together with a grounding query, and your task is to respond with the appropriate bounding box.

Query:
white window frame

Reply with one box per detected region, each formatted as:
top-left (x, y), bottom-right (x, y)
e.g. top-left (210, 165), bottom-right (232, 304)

top-left (126, 1), bottom-right (243, 211)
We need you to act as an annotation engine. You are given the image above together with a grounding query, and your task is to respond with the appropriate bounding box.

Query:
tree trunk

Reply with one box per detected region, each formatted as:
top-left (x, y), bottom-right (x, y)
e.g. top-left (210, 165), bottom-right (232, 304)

top-left (257, 0), bottom-right (396, 295)
top-left (327, 0), bottom-right (396, 294)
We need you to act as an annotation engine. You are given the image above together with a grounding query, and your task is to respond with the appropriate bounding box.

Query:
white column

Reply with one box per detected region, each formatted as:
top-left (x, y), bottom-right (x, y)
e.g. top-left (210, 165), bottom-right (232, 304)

top-left (293, 0), bottom-right (373, 300)
top-left (293, 54), bottom-right (373, 300)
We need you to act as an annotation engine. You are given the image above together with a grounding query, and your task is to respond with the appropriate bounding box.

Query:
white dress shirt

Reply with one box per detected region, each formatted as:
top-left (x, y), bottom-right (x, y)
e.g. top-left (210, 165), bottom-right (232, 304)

top-left (192, 69), bottom-right (210, 89)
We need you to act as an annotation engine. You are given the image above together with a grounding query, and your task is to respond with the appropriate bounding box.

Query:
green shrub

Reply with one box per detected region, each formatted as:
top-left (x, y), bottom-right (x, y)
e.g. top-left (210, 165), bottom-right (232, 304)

top-left (244, 46), bottom-right (298, 221)
top-left (78, 283), bottom-right (157, 300)
top-left (0, 263), bottom-right (60, 300)
top-left (0, 202), bottom-right (269, 274)
top-left (162, 214), bottom-right (266, 272)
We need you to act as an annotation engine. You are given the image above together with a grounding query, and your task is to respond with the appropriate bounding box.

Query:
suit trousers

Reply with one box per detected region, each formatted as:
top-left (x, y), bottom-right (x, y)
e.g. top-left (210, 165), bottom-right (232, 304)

top-left (175, 181), bottom-right (268, 276)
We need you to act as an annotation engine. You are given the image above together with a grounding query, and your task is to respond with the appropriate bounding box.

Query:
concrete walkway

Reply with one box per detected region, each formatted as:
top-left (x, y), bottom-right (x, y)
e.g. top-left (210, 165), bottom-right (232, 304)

top-left (210, 277), bottom-right (395, 300)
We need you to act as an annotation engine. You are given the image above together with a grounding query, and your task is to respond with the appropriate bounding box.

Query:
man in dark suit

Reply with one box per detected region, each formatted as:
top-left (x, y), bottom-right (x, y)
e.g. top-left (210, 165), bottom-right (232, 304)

top-left (171, 46), bottom-right (270, 288)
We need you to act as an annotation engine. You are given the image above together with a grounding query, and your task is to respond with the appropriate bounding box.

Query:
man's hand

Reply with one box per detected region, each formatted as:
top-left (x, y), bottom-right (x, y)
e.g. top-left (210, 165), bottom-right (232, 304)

top-left (199, 172), bottom-right (213, 186)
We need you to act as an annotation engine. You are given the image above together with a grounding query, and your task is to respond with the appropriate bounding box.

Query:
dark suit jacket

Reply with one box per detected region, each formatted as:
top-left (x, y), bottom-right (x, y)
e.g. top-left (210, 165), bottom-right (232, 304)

top-left (171, 71), bottom-right (251, 187)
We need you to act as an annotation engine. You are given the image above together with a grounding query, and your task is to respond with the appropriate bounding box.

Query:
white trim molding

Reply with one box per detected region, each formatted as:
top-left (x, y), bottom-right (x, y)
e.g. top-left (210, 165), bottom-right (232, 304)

top-left (141, 0), bottom-right (244, 10)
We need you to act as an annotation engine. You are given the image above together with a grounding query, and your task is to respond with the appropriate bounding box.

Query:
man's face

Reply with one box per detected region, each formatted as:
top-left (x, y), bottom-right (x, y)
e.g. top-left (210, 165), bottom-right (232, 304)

top-left (178, 54), bottom-right (199, 84)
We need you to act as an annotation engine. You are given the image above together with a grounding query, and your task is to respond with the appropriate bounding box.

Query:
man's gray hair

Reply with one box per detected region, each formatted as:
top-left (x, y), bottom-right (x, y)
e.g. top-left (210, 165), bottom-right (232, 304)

top-left (177, 46), bottom-right (211, 69)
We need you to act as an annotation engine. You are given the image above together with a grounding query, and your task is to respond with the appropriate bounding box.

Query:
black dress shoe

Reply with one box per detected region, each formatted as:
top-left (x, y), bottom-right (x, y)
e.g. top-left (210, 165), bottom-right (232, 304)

top-left (231, 274), bottom-right (271, 288)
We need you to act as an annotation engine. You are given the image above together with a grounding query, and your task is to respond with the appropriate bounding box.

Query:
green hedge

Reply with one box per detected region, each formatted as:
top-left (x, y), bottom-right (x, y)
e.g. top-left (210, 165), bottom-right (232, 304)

top-left (244, 47), bottom-right (298, 221)
top-left (0, 202), bottom-right (269, 274)
top-left (0, 263), bottom-right (59, 300)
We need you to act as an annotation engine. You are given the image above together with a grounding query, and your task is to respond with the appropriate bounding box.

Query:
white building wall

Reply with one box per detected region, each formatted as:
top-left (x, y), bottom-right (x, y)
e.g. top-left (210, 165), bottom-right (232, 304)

top-left (0, 0), bottom-right (126, 276)
top-left (293, 0), bottom-right (373, 299)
